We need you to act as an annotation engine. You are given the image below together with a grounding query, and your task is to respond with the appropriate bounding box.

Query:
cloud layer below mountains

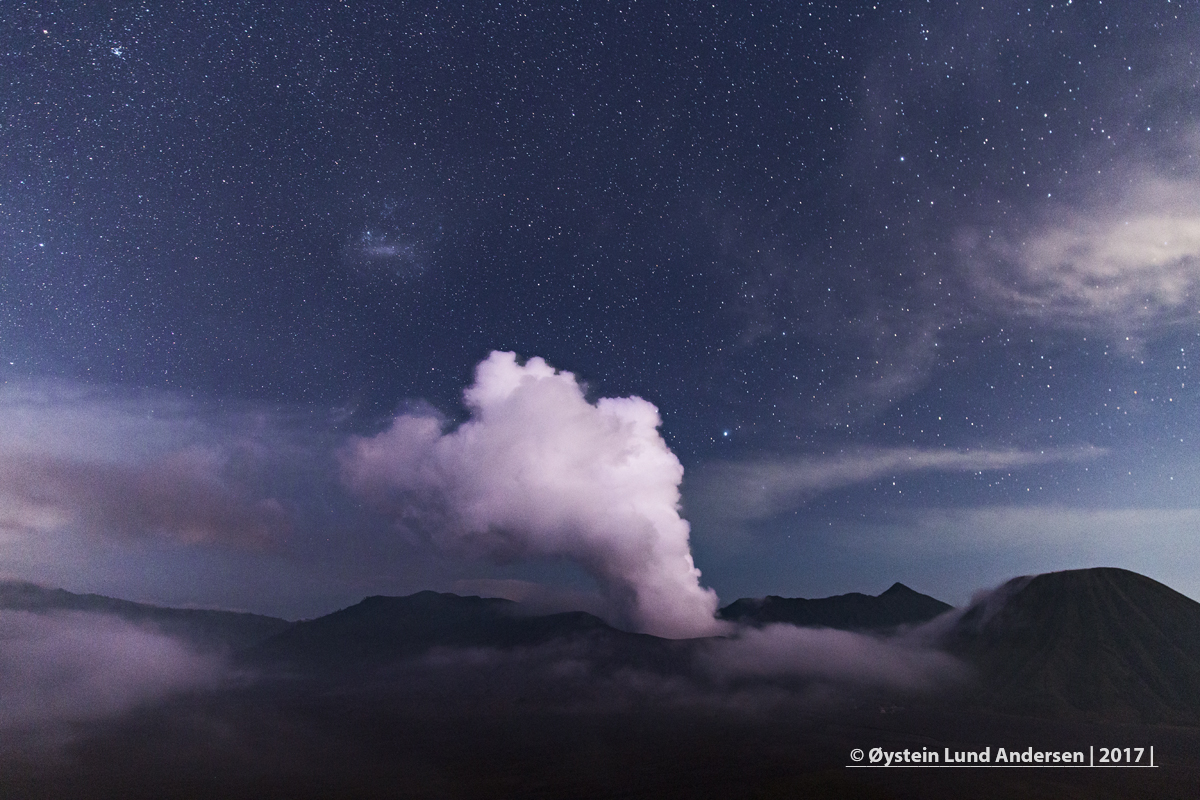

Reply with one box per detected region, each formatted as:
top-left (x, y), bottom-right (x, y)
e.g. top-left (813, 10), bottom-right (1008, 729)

top-left (0, 610), bottom-right (223, 740)
top-left (701, 622), bottom-right (966, 693)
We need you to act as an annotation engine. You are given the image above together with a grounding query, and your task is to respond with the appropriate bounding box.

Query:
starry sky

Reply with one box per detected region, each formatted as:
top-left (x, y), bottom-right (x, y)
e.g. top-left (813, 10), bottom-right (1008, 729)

top-left (2, 0), bottom-right (1199, 619)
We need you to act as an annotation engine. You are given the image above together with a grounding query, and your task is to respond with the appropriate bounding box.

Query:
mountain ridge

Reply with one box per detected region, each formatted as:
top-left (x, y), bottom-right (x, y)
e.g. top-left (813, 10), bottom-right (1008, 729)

top-left (718, 581), bottom-right (953, 630)
top-left (0, 580), bottom-right (293, 651)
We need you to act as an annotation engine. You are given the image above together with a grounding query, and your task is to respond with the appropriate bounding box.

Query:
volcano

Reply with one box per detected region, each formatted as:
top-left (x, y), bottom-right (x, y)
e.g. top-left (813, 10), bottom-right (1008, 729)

top-left (944, 567), bottom-right (1200, 724)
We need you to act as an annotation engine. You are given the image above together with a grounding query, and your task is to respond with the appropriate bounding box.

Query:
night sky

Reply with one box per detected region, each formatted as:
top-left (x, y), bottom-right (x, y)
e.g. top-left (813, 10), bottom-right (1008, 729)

top-left (2, 0), bottom-right (1199, 622)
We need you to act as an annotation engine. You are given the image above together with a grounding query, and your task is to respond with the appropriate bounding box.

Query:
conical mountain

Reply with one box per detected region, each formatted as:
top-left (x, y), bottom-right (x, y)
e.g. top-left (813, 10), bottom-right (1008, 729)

top-left (944, 567), bottom-right (1200, 724)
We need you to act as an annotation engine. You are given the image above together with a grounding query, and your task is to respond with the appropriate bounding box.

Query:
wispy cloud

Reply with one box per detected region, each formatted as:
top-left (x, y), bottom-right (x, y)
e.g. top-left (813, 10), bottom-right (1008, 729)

top-left (0, 382), bottom-right (298, 547)
top-left (965, 171), bottom-right (1200, 343)
top-left (689, 446), bottom-right (1106, 522)
top-left (0, 448), bottom-right (288, 547)
top-left (855, 505), bottom-right (1200, 556)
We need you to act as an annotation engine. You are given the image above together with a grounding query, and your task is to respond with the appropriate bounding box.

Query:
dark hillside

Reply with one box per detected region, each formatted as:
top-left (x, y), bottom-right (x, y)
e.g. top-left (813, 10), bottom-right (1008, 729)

top-left (944, 567), bottom-right (1200, 724)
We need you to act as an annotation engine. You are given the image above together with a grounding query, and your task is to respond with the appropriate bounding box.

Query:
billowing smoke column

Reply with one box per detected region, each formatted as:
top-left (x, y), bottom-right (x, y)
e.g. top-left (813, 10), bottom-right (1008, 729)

top-left (341, 352), bottom-right (722, 638)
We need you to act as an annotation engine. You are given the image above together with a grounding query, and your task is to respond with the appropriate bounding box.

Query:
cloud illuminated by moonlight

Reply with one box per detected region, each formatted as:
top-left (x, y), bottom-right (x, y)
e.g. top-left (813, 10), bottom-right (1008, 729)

top-left (341, 351), bottom-right (725, 639)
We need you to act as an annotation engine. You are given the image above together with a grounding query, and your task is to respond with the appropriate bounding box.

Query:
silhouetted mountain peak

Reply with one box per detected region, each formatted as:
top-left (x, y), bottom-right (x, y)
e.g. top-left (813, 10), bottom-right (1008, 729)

top-left (718, 583), bottom-right (952, 631)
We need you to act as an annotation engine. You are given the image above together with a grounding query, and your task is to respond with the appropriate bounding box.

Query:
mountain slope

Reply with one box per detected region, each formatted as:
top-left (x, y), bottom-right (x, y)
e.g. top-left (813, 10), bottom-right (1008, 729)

top-left (944, 567), bottom-right (1200, 724)
top-left (0, 580), bottom-right (292, 651)
top-left (718, 582), bottom-right (953, 630)
top-left (246, 590), bottom-right (690, 676)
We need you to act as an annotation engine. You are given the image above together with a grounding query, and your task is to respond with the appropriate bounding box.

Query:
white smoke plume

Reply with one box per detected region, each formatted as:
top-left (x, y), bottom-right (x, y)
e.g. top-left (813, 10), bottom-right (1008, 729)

top-left (341, 351), bottom-right (723, 639)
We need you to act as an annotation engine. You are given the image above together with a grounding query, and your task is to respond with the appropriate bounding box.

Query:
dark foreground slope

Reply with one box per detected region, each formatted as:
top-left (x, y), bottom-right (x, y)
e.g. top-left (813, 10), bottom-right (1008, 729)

top-left (720, 582), bottom-right (953, 630)
top-left (945, 567), bottom-right (1200, 724)
top-left (0, 580), bottom-right (291, 651)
